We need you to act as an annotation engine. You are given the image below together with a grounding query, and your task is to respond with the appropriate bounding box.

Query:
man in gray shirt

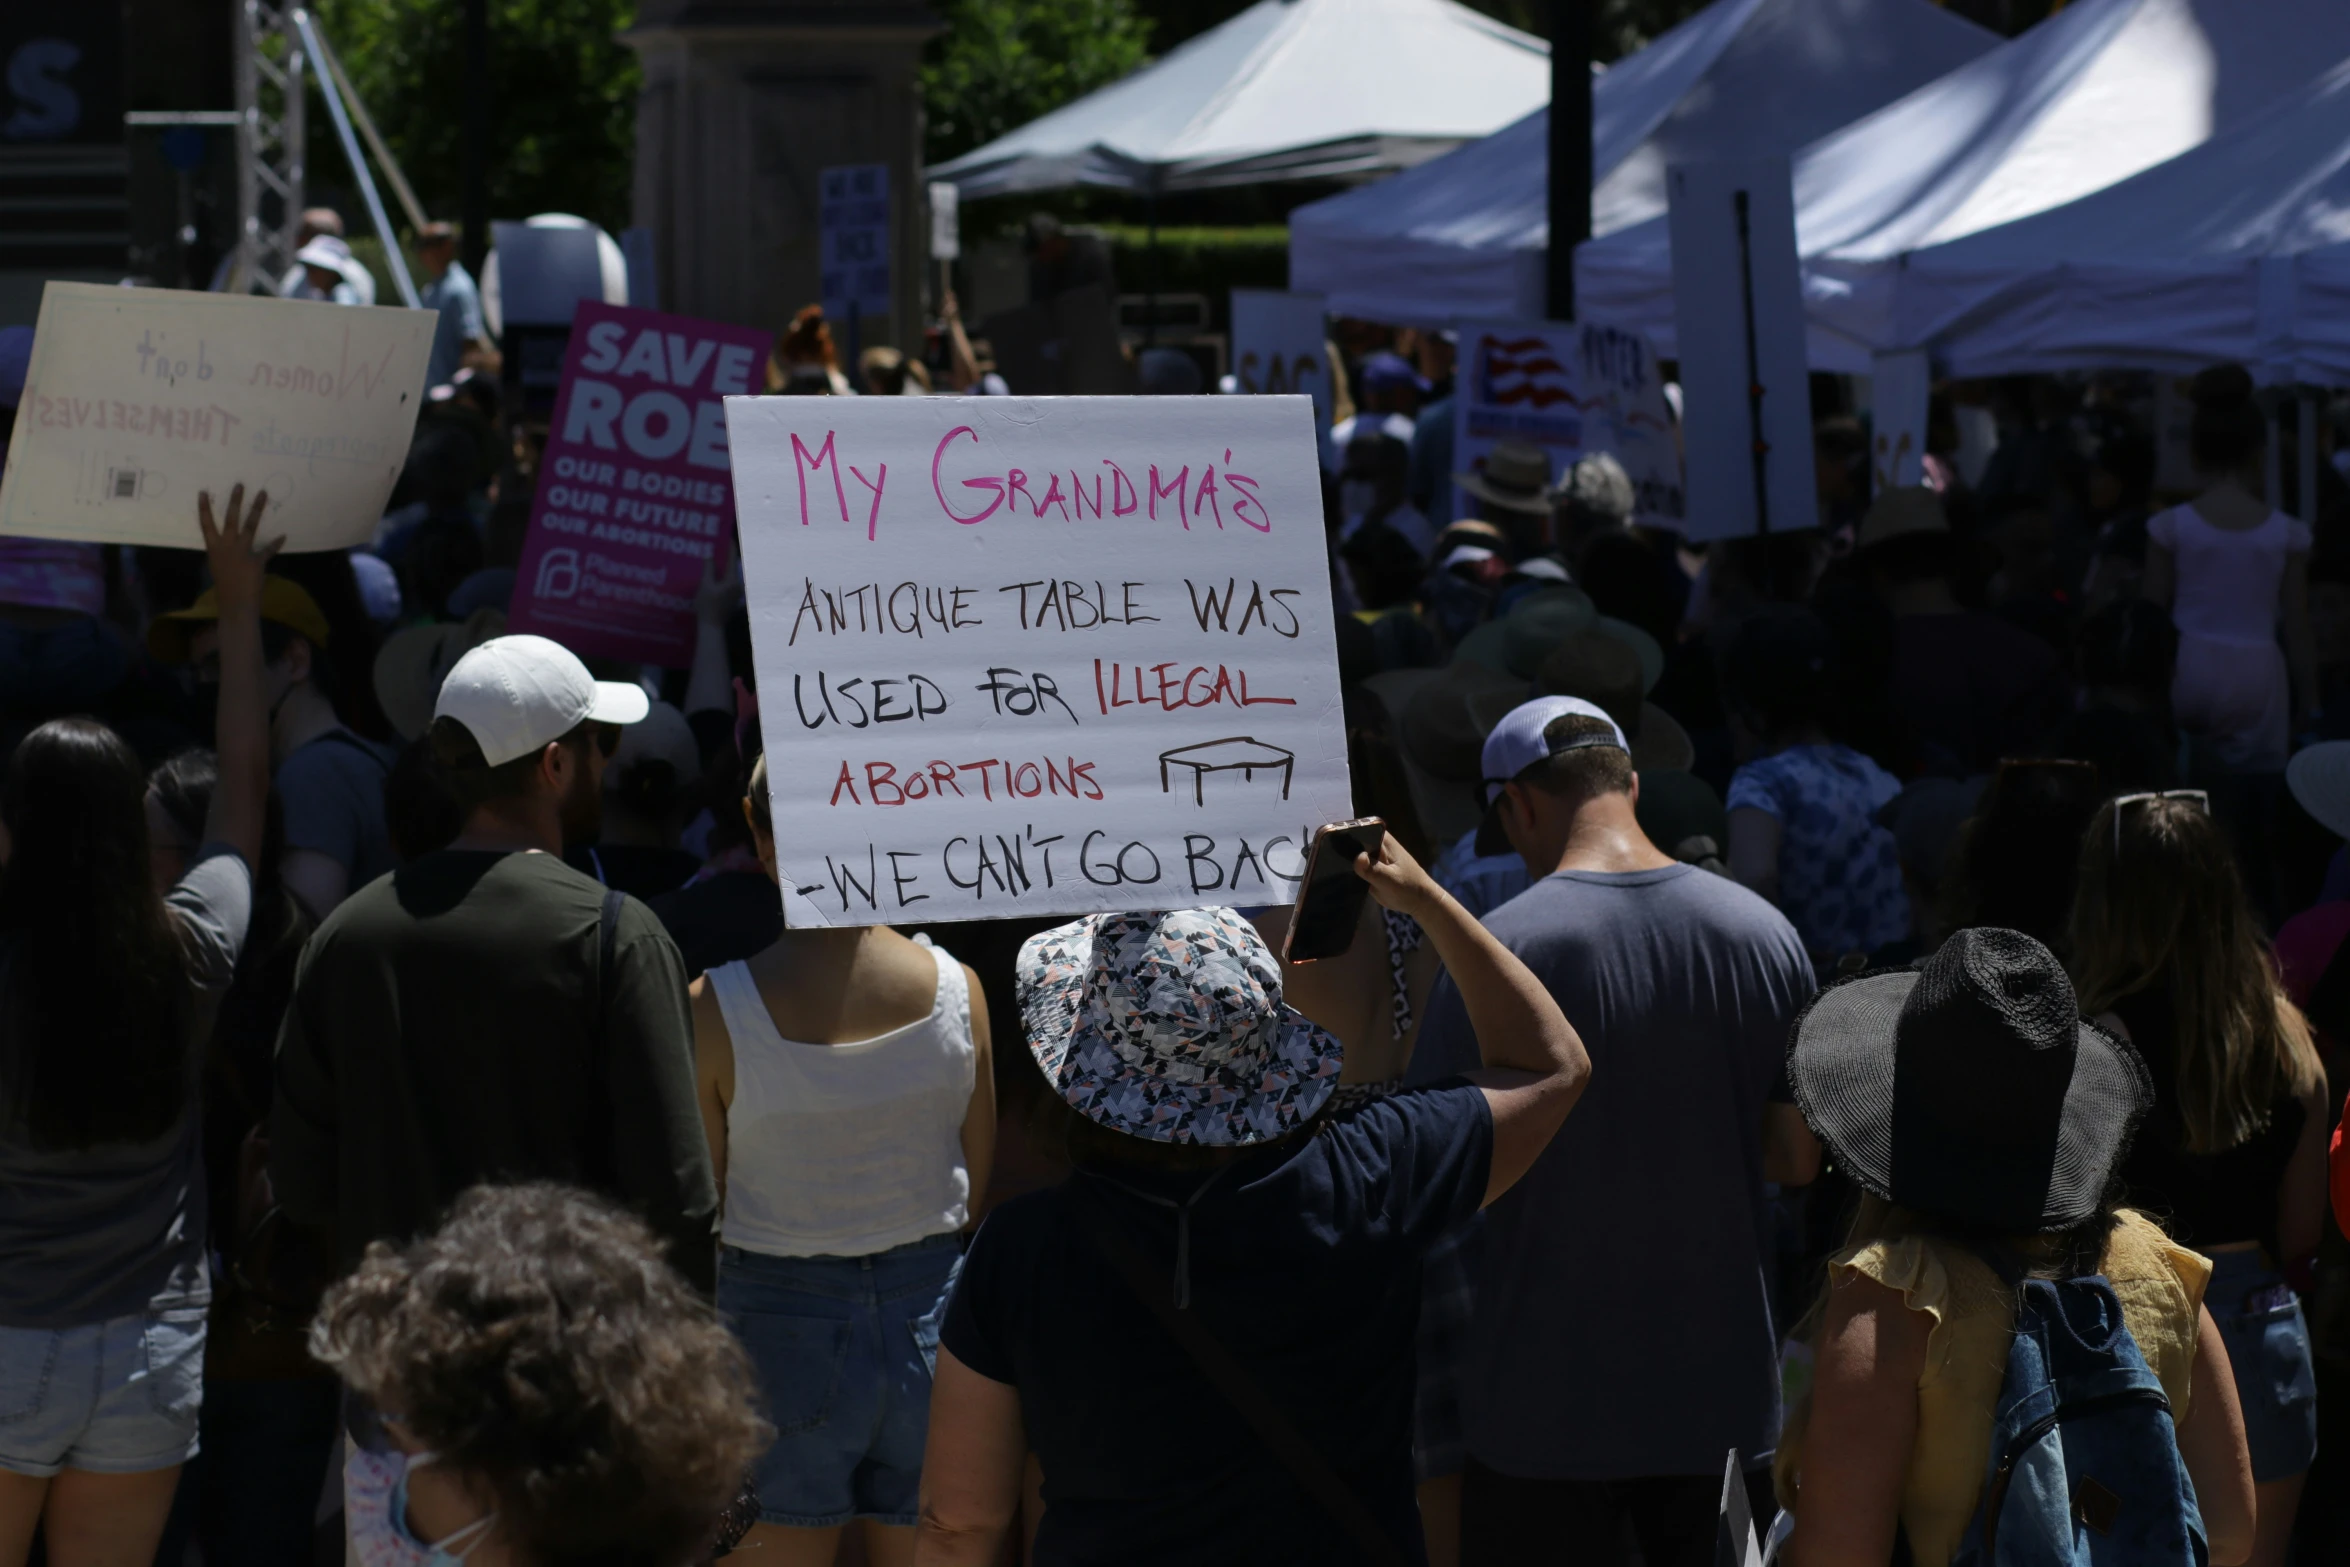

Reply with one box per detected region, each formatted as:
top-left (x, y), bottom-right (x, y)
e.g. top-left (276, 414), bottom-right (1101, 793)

top-left (1410, 697), bottom-right (1818, 1567)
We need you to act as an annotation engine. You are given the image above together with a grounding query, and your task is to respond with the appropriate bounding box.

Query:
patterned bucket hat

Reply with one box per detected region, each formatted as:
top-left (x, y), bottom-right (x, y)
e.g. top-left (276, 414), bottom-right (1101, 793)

top-left (1019, 907), bottom-right (1344, 1146)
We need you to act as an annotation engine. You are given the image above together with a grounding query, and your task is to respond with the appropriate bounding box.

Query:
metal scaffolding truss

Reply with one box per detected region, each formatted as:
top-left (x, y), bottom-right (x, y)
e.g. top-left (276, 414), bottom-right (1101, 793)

top-left (233, 0), bottom-right (307, 296)
top-left (231, 3), bottom-right (423, 303)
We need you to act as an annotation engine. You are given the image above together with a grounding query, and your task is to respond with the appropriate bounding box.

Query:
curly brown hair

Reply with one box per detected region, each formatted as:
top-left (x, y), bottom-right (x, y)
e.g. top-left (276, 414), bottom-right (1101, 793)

top-left (310, 1184), bottom-right (768, 1567)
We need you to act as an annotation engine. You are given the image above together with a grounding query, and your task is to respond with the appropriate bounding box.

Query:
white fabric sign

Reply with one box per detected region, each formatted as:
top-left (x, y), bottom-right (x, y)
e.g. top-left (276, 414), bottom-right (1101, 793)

top-left (1454, 318), bottom-right (1683, 528)
top-left (726, 394), bottom-right (1351, 928)
top-left (1666, 159), bottom-right (1817, 541)
top-left (0, 283), bottom-right (432, 551)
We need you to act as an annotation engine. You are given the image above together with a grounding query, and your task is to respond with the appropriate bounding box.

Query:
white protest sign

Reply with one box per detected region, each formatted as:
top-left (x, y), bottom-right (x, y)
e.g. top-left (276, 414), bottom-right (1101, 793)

top-left (0, 283), bottom-right (432, 551)
top-left (928, 181), bottom-right (961, 262)
top-left (1455, 318), bottom-right (1683, 527)
top-left (821, 164), bottom-right (892, 321)
top-left (1869, 348), bottom-right (1930, 493)
top-left (1230, 289), bottom-right (1330, 421)
top-left (1667, 159), bottom-right (1817, 540)
top-left (725, 395), bottom-right (1351, 928)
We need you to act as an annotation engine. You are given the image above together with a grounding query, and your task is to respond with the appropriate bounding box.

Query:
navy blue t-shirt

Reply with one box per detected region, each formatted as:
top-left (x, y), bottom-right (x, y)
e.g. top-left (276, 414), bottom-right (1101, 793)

top-left (941, 1082), bottom-right (1492, 1566)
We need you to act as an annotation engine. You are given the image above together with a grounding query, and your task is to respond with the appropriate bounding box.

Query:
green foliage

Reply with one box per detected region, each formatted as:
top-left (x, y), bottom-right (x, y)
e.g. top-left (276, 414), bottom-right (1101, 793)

top-left (308, 0), bottom-right (641, 237)
top-left (922, 0), bottom-right (1153, 165)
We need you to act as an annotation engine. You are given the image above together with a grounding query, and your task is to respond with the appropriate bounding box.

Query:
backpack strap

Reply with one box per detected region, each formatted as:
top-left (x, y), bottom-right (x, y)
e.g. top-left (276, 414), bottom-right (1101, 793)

top-left (599, 886), bottom-right (625, 988)
top-left (1065, 1177), bottom-right (1413, 1567)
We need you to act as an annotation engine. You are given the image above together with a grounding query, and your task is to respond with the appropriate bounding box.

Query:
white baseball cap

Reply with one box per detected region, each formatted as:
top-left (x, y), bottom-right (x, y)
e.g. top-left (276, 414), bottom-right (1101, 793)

top-left (433, 634), bottom-right (650, 766)
top-left (1474, 695), bottom-right (1628, 856)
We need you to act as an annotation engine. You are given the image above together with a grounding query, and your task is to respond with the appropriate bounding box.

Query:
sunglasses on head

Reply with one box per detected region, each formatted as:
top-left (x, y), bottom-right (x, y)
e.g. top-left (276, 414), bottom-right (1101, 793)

top-left (2109, 789), bottom-right (2208, 853)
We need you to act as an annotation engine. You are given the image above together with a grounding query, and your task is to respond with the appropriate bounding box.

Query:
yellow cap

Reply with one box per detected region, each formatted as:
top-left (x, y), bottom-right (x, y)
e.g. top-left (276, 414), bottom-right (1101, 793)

top-left (148, 576), bottom-right (332, 664)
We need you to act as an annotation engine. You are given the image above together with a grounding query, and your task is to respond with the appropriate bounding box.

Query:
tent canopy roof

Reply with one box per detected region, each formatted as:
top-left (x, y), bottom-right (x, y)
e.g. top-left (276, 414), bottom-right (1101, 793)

top-left (1577, 0), bottom-right (2350, 361)
top-left (928, 0), bottom-right (1548, 198)
top-left (1287, 0), bottom-right (1995, 326)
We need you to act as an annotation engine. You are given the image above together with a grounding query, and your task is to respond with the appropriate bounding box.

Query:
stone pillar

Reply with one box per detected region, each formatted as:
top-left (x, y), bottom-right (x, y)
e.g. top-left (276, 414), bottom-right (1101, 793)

top-left (625, 1), bottom-right (938, 350)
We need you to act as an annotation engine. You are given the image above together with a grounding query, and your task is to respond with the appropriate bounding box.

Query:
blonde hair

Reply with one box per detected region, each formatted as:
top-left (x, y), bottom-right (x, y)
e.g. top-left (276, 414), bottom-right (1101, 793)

top-left (2069, 797), bottom-right (2320, 1154)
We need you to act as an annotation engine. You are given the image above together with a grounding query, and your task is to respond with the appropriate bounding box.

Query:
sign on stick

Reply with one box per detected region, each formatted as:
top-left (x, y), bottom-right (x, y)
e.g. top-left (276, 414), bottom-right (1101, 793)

top-left (1667, 158), bottom-right (1817, 540)
top-left (1455, 319), bottom-right (1684, 528)
top-left (821, 164), bottom-right (892, 322)
top-left (506, 300), bottom-right (771, 666)
top-left (725, 395), bottom-right (1351, 928)
top-left (0, 283), bottom-right (432, 551)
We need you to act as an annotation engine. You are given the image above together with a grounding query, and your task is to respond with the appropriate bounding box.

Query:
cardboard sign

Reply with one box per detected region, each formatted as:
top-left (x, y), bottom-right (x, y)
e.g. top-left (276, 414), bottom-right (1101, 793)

top-left (1455, 318), bottom-right (1684, 528)
top-left (1667, 159), bottom-right (1818, 541)
top-left (821, 164), bottom-right (892, 322)
top-left (928, 181), bottom-right (960, 262)
top-left (725, 394), bottom-right (1351, 928)
top-left (1230, 289), bottom-right (1332, 468)
top-left (0, 282), bottom-right (432, 552)
top-left (506, 300), bottom-right (771, 667)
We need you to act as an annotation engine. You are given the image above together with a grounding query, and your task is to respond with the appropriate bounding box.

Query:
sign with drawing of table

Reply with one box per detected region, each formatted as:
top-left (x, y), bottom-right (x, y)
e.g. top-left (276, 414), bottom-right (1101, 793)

top-left (725, 394), bottom-right (1351, 927)
top-left (0, 283), bottom-right (434, 551)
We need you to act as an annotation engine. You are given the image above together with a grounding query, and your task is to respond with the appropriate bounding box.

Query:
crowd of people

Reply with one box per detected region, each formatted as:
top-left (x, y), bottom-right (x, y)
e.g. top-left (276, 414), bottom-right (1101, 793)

top-left (0, 255), bottom-right (2348, 1567)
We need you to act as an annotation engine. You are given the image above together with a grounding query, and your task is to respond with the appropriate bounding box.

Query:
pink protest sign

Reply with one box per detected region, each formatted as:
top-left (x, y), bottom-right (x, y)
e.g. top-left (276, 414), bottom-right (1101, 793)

top-left (507, 300), bottom-right (771, 665)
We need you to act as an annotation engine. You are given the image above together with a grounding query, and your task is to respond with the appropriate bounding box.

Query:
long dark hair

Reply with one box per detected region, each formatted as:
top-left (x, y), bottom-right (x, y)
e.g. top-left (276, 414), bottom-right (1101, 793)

top-left (0, 719), bottom-right (192, 1149)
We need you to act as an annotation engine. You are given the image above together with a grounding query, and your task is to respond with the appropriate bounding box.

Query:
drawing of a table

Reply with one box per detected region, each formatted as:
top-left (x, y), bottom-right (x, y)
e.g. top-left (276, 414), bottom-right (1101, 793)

top-left (1158, 737), bottom-right (1296, 805)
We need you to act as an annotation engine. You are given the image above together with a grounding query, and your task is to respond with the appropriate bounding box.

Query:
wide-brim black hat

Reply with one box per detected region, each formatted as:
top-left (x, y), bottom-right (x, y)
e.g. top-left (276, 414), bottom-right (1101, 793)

top-left (1789, 927), bottom-right (2151, 1235)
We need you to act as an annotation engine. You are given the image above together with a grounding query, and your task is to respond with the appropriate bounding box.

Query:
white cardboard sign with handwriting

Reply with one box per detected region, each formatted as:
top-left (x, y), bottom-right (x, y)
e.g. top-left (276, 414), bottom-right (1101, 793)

top-left (726, 395), bottom-right (1351, 927)
top-left (0, 283), bottom-right (433, 551)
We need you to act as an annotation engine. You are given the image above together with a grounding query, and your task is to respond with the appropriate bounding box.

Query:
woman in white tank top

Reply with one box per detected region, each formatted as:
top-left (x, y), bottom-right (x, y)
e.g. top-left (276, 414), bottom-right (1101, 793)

top-left (691, 756), bottom-right (994, 1567)
top-left (2143, 366), bottom-right (2317, 775)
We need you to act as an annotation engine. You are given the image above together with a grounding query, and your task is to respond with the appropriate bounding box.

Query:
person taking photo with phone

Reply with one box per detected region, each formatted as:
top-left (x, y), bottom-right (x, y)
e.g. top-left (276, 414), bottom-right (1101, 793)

top-left (914, 834), bottom-right (1588, 1567)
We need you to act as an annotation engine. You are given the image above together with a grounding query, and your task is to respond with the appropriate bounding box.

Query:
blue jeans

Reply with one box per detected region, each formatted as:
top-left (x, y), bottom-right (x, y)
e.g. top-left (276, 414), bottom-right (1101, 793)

top-left (0, 1306), bottom-right (204, 1477)
top-left (2208, 1248), bottom-right (2318, 1481)
top-left (718, 1235), bottom-right (962, 1528)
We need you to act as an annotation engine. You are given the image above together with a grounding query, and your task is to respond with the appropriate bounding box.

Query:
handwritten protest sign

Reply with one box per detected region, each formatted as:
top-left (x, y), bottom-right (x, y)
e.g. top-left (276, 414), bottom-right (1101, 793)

top-left (1230, 289), bottom-right (1332, 467)
top-left (506, 300), bottom-right (771, 666)
top-left (1455, 318), bottom-right (1684, 529)
top-left (725, 395), bottom-right (1351, 928)
top-left (0, 283), bottom-right (432, 551)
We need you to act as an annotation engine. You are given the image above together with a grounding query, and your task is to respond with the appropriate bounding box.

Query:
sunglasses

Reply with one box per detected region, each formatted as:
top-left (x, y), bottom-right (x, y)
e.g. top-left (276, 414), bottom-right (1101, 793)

top-left (591, 722), bottom-right (622, 759)
top-left (2109, 789), bottom-right (2208, 853)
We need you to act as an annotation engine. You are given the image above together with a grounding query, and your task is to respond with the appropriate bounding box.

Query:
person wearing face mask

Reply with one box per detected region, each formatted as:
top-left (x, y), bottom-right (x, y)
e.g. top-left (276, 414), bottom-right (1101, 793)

top-left (310, 1182), bottom-right (767, 1567)
top-left (152, 576), bottom-right (397, 921)
top-left (1337, 432), bottom-right (1434, 561)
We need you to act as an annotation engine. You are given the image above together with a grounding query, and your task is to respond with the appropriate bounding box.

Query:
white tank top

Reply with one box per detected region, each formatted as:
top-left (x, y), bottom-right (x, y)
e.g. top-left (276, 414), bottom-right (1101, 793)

top-left (711, 938), bottom-right (975, 1258)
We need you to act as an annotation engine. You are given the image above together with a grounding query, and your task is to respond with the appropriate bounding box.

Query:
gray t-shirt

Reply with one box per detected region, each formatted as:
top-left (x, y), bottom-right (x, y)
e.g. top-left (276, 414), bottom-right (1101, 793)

top-left (0, 847), bottom-right (251, 1327)
top-left (1409, 863), bottom-right (1813, 1480)
top-left (279, 731), bottom-right (397, 893)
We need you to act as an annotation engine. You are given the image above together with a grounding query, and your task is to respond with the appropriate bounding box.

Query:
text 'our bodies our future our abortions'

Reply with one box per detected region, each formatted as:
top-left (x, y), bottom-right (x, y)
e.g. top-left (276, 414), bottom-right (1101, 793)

top-left (725, 396), bottom-right (1352, 928)
top-left (507, 300), bottom-right (774, 666)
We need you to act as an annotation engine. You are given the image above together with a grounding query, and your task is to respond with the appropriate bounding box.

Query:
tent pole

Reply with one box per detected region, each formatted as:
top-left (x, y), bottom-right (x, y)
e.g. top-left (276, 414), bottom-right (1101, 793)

top-left (1546, 0), bottom-right (1592, 321)
top-left (1146, 184), bottom-right (1160, 348)
top-left (2300, 390), bottom-right (2319, 524)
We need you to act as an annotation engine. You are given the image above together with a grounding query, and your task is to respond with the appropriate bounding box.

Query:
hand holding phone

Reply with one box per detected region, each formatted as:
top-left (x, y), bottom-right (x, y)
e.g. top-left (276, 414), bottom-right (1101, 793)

top-left (1282, 818), bottom-right (1388, 964)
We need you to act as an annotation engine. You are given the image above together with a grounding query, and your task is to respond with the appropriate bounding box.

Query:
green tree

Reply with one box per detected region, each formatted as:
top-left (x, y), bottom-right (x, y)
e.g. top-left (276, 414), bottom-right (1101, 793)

top-left (308, 0), bottom-right (641, 236)
top-left (922, 0), bottom-right (1153, 165)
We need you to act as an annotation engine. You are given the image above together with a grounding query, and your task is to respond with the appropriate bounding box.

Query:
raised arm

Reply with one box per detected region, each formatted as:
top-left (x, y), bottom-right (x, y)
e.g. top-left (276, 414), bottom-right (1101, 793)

top-left (1354, 833), bottom-right (1589, 1206)
top-left (198, 485), bottom-right (281, 869)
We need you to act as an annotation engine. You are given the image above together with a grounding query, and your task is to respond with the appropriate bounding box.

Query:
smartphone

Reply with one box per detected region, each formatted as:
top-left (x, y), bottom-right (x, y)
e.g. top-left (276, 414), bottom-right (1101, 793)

top-left (1281, 818), bottom-right (1388, 965)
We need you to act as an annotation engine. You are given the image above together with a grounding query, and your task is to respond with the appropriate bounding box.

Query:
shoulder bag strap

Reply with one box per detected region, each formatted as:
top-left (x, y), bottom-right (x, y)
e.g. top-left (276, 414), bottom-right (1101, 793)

top-left (1065, 1178), bottom-right (1413, 1567)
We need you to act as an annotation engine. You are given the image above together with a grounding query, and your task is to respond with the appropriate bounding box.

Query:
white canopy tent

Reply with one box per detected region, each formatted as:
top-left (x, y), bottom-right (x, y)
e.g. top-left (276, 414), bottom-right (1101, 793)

top-left (1287, 0), bottom-right (1997, 327)
top-left (926, 0), bottom-right (1548, 198)
top-left (1853, 57), bottom-right (2350, 381)
top-left (1576, 0), bottom-right (2350, 365)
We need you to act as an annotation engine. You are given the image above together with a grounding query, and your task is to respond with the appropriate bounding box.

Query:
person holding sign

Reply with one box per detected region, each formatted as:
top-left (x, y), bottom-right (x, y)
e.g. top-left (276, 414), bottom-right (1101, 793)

top-left (0, 486), bottom-right (275, 1565)
top-left (693, 754), bottom-right (994, 1566)
top-left (917, 836), bottom-right (1588, 1567)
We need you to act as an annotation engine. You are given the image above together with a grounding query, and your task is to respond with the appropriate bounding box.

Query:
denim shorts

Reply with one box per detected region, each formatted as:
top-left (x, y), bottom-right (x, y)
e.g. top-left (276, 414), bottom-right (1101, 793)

top-left (718, 1234), bottom-right (962, 1528)
top-left (0, 1306), bottom-right (206, 1477)
top-left (2207, 1249), bottom-right (2318, 1481)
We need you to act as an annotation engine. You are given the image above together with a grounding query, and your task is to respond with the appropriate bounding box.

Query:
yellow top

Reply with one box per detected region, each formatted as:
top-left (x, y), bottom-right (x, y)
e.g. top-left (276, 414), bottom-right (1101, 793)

top-left (1785, 1209), bottom-right (2209, 1567)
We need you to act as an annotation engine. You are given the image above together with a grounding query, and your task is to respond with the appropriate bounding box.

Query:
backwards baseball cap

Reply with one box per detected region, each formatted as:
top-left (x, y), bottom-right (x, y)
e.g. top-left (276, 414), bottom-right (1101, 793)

top-left (433, 634), bottom-right (649, 766)
top-left (1474, 695), bottom-right (1628, 856)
